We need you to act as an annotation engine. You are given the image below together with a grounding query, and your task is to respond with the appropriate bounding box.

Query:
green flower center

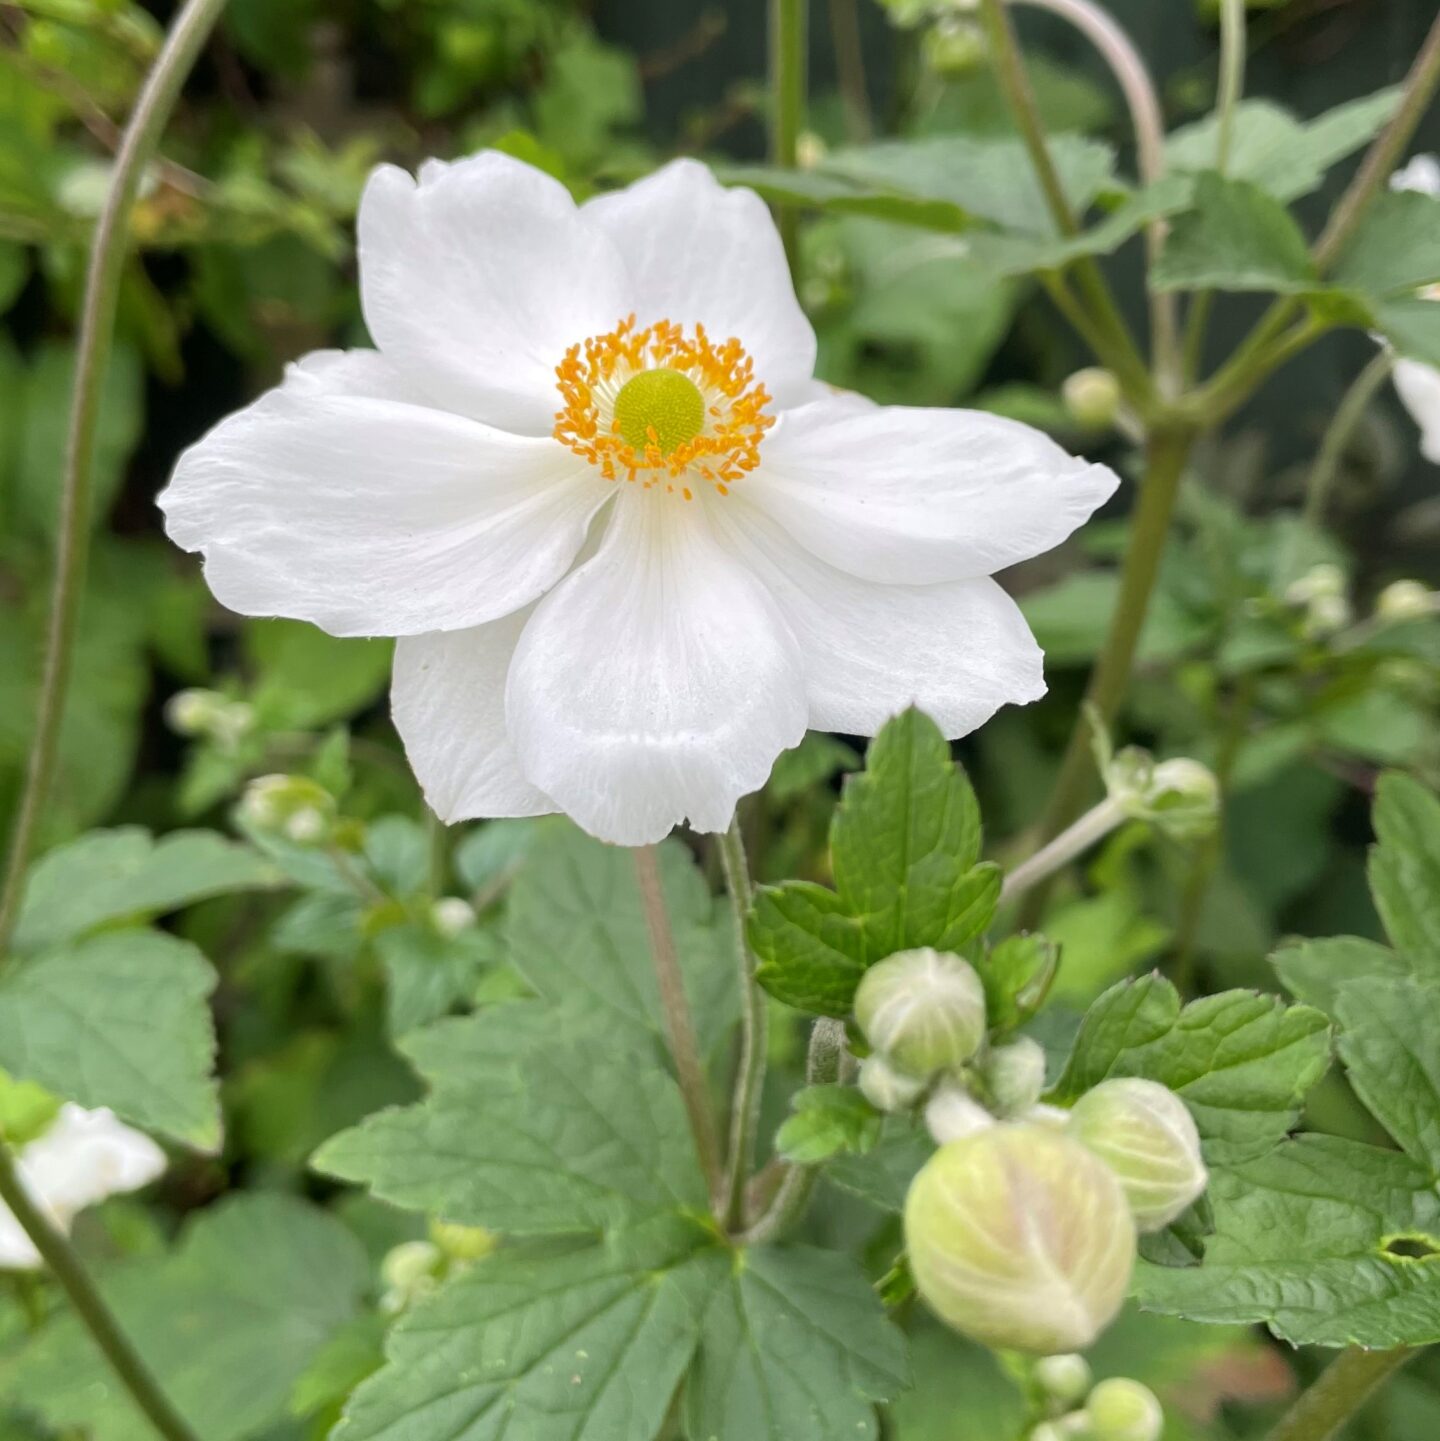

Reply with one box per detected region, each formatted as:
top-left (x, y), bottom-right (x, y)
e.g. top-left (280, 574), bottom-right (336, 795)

top-left (613, 368), bottom-right (707, 453)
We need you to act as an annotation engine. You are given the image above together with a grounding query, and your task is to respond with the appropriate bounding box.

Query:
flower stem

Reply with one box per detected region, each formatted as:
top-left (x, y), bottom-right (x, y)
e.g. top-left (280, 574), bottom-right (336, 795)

top-left (1303, 349), bottom-right (1394, 530)
top-left (827, 0), bottom-right (872, 143)
top-left (0, 1140), bottom-right (199, 1441)
top-left (718, 815), bottom-right (767, 1231)
top-left (1265, 1347), bottom-right (1418, 1441)
top-left (769, 0), bottom-right (807, 267)
top-left (1000, 795), bottom-right (1126, 905)
top-left (0, 0), bottom-right (230, 963)
top-left (741, 1018), bottom-right (845, 1245)
top-left (634, 845), bottom-right (723, 1201)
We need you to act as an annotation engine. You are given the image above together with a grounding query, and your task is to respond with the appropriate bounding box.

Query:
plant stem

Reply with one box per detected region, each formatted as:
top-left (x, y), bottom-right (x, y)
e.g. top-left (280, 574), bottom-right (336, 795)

top-left (1303, 349), bottom-right (1394, 530)
top-left (1000, 795), bottom-right (1126, 905)
top-left (718, 815), bottom-right (767, 1231)
top-left (741, 1018), bottom-right (845, 1245)
top-left (1266, 1347), bottom-right (1418, 1441)
top-left (827, 0), bottom-right (872, 142)
top-left (770, 0), bottom-right (807, 267)
top-left (0, 0), bottom-right (229, 962)
top-left (634, 845), bottom-right (723, 1200)
top-left (0, 1141), bottom-right (199, 1441)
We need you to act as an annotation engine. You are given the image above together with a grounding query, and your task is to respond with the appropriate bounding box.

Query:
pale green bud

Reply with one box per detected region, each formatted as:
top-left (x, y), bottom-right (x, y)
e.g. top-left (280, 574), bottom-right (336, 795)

top-left (1106, 749), bottom-right (1219, 842)
top-left (1067, 1078), bottom-right (1207, 1232)
top-left (854, 948), bottom-right (987, 1078)
top-left (982, 1037), bottom-right (1047, 1117)
top-left (1086, 1378), bottom-right (1163, 1441)
top-left (428, 1219), bottom-right (496, 1262)
top-left (240, 774), bottom-right (335, 844)
top-left (859, 1054), bottom-right (927, 1113)
top-left (796, 132), bottom-right (827, 169)
top-left (923, 17), bottom-right (987, 75)
top-left (1376, 579), bottom-right (1435, 623)
top-left (904, 1125), bottom-right (1136, 1353)
top-left (1303, 591), bottom-right (1352, 639)
top-left (165, 689), bottom-right (224, 737)
top-left (1062, 368), bottom-right (1122, 430)
top-left (431, 896), bottom-right (478, 938)
top-left (1285, 562), bottom-right (1345, 606)
top-left (381, 1239), bottom-right (441, 1297)
top-left (924, 1082), bottom-right (994, 1144)
top-left (1034, 1353), bottom-right (1093, 1408)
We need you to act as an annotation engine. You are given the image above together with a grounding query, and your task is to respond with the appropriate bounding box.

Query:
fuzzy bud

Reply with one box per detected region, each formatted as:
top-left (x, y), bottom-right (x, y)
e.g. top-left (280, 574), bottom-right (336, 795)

top-left (1066, 1078), bottom-right (1207, 1232)
top-left (1086, 1378), bottom-right (1163, 1441)
top-left (859, 1054), bottom-right (927, 1113)
top-left (1034, 1353), bottom-right (1093, 1408)
top-left (1062, 368), bottom-right (1122, 430)
top-left (431, 896), bottom-right (478, 938)
top-left (1376, 579), bottom-right (1435, 623)
top-left (854, 948), bottom-right (987, 1079)
top-left (981, 1037), bottom-right (1047, 1117)
top-left (924, 1082), bottom-right (995, 1144)
top-left (904, 1125), bottom-right (1136, 1353)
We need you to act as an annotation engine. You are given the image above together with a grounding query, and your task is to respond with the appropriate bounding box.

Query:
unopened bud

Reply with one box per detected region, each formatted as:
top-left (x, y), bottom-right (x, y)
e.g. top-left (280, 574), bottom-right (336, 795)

top-left (240, 774), bottom-right (335, 844)
top-left (165, 689), bottom-right (222, 737)
top-left (796, 132), bottom-right (827, 170)
top-left (859, 1053), bottom-right (927, 1113)
top-left (1376, 579), bottom-right (1435, 623)
top-left (1034, 1353), bottom-right (1093, 1408)
top-left (1062, 368), bottom-right (1122, 430)
top-left (1086, 1378), bottom-right (1163, 1441)
top-left (904, 1125), bottom-right (1136, 1353)
top-left (923, 17), bottom-right (987, 75)
top-left (1106, 749), bottom-right (1219, 842)
top-left (1066, 1078), bottom-right (1207, 1232)
top-left (981, 1037), bottom-right (1047, 1117)
top-left (428, 1219), bottom-right (496, 1262)
top-left (431, 896), bottom-right (478, 938)
top-left (379, 1240), bottom-right (441, 1312)
top-left (854, 948), bottom-right (987, 1079)
top-left (924, 1082), bottom-right (994, 1144)
top-left (1303, 591), bottom-right (1352, 638)
top-left (1285, 563), bottom-right (1345, 607)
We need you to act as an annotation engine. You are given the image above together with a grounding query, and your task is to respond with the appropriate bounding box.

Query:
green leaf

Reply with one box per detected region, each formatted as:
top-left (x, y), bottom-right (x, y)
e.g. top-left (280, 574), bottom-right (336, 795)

top-left (13, 826), bottom-right (278, 954)
top-left (826, 1116), bottom-right (934, 1213)
top-left (775, 1084), bottom-right (881, 1164)
top-left (1368, 771), bottom-right (1440, 963)
top-left (980, 932), bottom-right (1059, 1031)
top-left (314, 1003), bottom-right (707, 1235)
top-left (0, 929), bottom-right (219, 1149)
top-left (1152, 174), bottom-right (1315, 294)
top-left (1332, 189), bottom-right (1440, 296)
top-left (245, 617), bottom-right (393, 729)
top-left (1367, 294), bottom-right (1440, 367)
top-left (373, 922), bottom-right (497, 1038)
top-left (1273, 934), bottom-right (1412, 1015)
top-left (750, 882), bottom-right (867, 1016)
top-left (7, 1195), bottom-right (369, 1441)
top-left (1049, 974), bottom-right (1331, 1165)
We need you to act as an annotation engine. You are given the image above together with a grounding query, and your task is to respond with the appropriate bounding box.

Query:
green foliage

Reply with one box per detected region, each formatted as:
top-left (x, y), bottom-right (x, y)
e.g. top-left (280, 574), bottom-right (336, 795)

top-left (776, 1083), bottom-right (882, 1164)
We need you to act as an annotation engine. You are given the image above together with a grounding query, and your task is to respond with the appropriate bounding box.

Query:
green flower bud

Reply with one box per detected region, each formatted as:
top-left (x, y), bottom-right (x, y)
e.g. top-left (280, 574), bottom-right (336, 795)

top-left (1067, 1078), bottom-right (1207, 1232)
top-left (924, 1082), bottom-right (994, 1144)
top-left (859, 1054), bottom-right (927, 1113)
top-left (982, 1037), bottom-right (1047, 1117)
top-left (922, 17), bottom-right (987, 76)
top-left (380, 1239), bottom-right (442, 1313)
top-left (1062, 368), bottom-right (1122, 430)
top-left (431, 896), bottom-right (478, 938)
top-left (904, 1125), bottom-right (1136, 1353)
top-left (240, 774), bottom-right (335, 845)
top-left (854, 948), bottom-right (986, 1078)
top-left (1285, 562), bottom-right (1345, 606)
top-left (165, 688), bottom-right (224, 737)
top-left (1034, 1353), bottom-right (1093, 1408)
top-left (428, 1219), bottom-right (496, 1262)
top-left (1376, 579), bottom-right (1435, 623)
top-left (1104, 746), bottom-right (1219, 843)
top-left (1086, 1378), bottom-right (1163, 1441)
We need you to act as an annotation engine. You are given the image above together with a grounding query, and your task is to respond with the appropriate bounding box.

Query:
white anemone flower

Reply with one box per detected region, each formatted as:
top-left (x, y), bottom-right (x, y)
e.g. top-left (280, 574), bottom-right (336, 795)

top-left (0, 1105), bottom-right (166, 1269)
top-left (160, 154), bottom-right (1118, 845)
top-left (1388, 154), bottom-right (1440, 463)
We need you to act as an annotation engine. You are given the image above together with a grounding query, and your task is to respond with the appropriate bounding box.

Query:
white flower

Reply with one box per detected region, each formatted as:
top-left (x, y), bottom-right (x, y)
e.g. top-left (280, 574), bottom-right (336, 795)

top-left (1389, 155), bottom-right (1440, 463)
top-left (0, 1105), bottom-right (166, 1270)
top-left (160, 154), bottom-right (1118, 845)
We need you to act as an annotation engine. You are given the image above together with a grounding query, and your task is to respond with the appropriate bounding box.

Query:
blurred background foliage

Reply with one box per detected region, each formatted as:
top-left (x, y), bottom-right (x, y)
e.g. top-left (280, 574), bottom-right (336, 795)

top-left (1, 1), bottom-right (1440, 1438)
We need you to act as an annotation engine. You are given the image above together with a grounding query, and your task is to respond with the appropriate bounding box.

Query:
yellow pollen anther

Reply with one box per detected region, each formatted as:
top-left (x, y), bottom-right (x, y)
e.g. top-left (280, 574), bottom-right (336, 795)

top-left (614, 368), bottom-right (706, 453)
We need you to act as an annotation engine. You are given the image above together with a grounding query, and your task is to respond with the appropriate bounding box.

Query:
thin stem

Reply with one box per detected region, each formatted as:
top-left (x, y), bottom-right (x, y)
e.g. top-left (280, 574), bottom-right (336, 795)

top-left (741, 1018), bottom-right (845, 1245)
top-left (999, 795), bottom-right (1126, 905)
top-left (769, 0), bottom-right (807, 267)
top-left (1303, 349), bottom-right (1394, 530)
top-left (0, 1141), bottom-right (199, 1441)
top-left (634, 846), bottom-right (723, 1199)
top-left (1214, 0), bottom-right (1247, 173)
top-left (827, 0), bottom-right (872, 143)
top-left (718, 815), bottom-right (767, 1231)
top-left (1266, 1347), bottom-right (1418, 1441)
top-left (0, 0), bottom-right (230, 961)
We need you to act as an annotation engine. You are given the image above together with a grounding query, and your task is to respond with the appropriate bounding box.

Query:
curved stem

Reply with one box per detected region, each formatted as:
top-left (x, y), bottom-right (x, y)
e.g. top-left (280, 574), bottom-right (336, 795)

top-left (1303, 349), bottom-right (1394, 529)
top-left (718, 816), bottom-right (767, 1230)
top-left (634, 846), bottom-right (724, 1201)
top-left (0, 0), bottom-right (230, 960)
top-left (769, 0), bottom-right (807, 268)
top-left (1266, 1347), bottom-right (1418, 1441)
top-left (999, 796), bottom-right (1126, 905)
top-left (0, 1141), bottom-right (199, 1441)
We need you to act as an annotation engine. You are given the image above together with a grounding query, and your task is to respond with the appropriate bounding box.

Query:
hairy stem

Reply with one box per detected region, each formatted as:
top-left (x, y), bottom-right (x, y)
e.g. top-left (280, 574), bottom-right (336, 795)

top-left (1303, 348), bottom-right (1394, 530)
top-left (999, 795), bottom-right (1126, 905)
top-left (0, 1141), bottom-right (199, 1441)
top-left (770, 0), bottom-right (808, 266)
top-left (1266, 1347), bottom-right (1418, 1441)
top-left (0, 0), bottom-right (230, 960)
top-left (634, 846), bottom-right (723, 1200)
top-left (718, 815), bottom-right (767, 1231)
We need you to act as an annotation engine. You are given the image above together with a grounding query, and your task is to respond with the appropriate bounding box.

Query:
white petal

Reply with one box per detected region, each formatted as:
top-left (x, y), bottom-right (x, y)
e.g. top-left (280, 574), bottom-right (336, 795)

top-left (393, 614), bottom-right (556, 823)
top-left (747, 397), bottom-right (1120, 584)
top-left (582, 160), bottom-right (818, 408)
top-left (1391, 154), bottom-right (1440, 196)
top-left (20, 1106), bottom-right (166, 1218)
top-left (505, 494), bottom-right (808, 845)
top-left (359, 153), bottom-right (630, 433)
top-left (1393, 358), bottom-right (1440, 464)
top-left (714, 499), bottom-right (1045, 735)
top-left (160, 349), bottom-right (612, 638)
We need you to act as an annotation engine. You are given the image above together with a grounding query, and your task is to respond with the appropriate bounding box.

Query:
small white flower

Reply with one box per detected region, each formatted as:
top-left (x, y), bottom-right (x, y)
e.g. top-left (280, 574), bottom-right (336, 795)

top-left (1388, 155), bottom-right (1440, 463)
top-left (0, 1105), bottom-right (166, 1270)
top-left (1391, 153), bottom-right (1440, 198)
top-left (161, 153), bottom-right (1118, 845)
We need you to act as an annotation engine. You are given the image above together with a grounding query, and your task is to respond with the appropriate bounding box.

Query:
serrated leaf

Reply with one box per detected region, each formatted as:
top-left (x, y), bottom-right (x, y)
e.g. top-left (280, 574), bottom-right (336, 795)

top-left (314, 1003), bottom-right (707, 1235)
top-left (0, 929), bottom-right (219, 1149)
top-left (1332, 189), bottom-right (1440, 296)
top-left (1272, 934), bottom-right (1412, 1015)
top-left (13, 826), bottom-right (278, 954)
top-left (750, 882), bottom-right (868, 1016)
top-left (775, 1085), bottom-right (881, 1165)
top-left (826, 1116), bottom-right (934, 1213)
top-left (6, 1195), bottom-right (369, 1441)
top-left (1368, 771), bottom-right (1440, 963)
top-left (1049, 974), bottom-right (1331, 1165)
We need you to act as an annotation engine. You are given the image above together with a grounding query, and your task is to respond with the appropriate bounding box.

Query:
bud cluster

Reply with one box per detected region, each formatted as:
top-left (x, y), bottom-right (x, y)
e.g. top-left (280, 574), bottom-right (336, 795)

top-left (1284, 562), bottom-right (1352, 639)
top-left (164, 688), bottom-right (255, 750)
top-left (1096, 734), bottom-right (1220, 844)
top-left (1027, 1368), bottom-right (1164, 1441)
top-left (378, 1219), bottom-right (495, 1314)
top-left (239, 773), bottom-right (337, 846)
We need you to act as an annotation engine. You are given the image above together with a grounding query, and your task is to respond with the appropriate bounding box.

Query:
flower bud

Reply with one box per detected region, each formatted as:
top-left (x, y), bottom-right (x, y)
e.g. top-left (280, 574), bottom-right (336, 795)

top-left (240, 774), bottom-right (335, 845)
top-left (1105, 747), bottom-right (1219, 843)
top-left (1285, 562), bottom-right (1345, 607)
top-left (922, 17), bottom-right (987, 76)
top-left (854, 948), bottom-right (986, 1079)
top-left (858, 1054), bottom-right (926, 1113)
top-left (1034, 1353), bottom-right (1092, 1408)
top-left (924, 1082), bottom-right (994, 1144)
top-left (431, 896), bottom-right (478, 938)
top-left (429, 1219), bottom-right (496, 1262)
top-left (1376, 579), bottom-right (1435, 623)
top-left (981, 1037), bottom-right (1047, 1116)
top-left (1303, 591), bottom-right (1352, 639)
top-left (904, 1125), bottom-right (1136, 1353)
top-left (1085, 1378), bottom-right (1163, 1441)
top-left (165, 688), bottom-right (223, 737)
top-left (379, 1240), bottom-right (442, 1313)
top-left (1066, 1078), bottom-right (1207, 1232)
top-left (1062, 368), bottom-right (1122, 431)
